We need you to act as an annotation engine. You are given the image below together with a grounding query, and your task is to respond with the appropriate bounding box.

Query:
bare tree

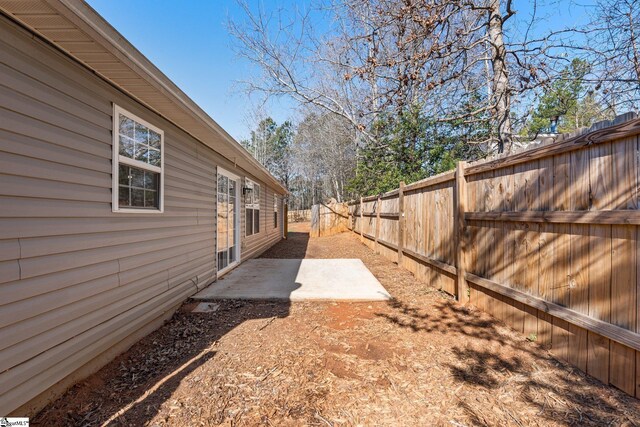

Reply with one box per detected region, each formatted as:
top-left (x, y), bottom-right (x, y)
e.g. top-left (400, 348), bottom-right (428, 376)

top-left (230, 0), bottom-right (640, 162)
top-left (583, 0), bottom-right (640, 114)
top-left (230, 0), bottom-right (584, 154)
top-left (228, 1), bottom-right (374, 139)
top-left (293, 110), bottom-right (356, 203)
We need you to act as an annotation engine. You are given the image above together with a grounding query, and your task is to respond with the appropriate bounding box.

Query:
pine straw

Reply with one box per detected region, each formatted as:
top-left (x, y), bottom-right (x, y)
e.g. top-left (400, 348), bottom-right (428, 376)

top-left (34, 223), bottom-right (640, 426)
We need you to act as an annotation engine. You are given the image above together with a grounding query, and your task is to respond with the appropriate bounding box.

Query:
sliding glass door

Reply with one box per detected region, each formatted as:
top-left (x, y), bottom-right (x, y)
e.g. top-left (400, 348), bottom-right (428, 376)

top-left (217, 169), bottom-right (240, 275)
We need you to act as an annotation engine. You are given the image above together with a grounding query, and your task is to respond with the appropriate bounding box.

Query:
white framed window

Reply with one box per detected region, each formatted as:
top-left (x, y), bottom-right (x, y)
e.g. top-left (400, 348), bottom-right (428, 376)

top-left (112, 105), bottom-right (164, 213)
top-left (245, 178), bottom-right (260, 236)
top-left (273, 194), bottom-right (278, 228)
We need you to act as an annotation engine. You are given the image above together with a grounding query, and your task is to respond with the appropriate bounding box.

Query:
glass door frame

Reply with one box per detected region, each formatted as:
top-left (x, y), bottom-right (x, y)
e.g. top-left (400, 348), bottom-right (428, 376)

top-left (216, 167), bottom-right (241, 277)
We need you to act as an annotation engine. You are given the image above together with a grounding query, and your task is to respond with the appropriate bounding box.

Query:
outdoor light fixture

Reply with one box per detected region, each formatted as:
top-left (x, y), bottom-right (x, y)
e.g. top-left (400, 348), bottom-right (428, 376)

top-left (242, 186), bottom-right (252, 195)
top-left (549, 115), bottom-right (560, 134)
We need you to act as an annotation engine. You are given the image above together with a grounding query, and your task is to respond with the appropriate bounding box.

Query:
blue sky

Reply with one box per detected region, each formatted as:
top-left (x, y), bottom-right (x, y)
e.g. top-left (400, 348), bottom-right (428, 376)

top-left (87, 0), bottom-right (297, 141)
top-left (87, 1), bottom-right (593, 141)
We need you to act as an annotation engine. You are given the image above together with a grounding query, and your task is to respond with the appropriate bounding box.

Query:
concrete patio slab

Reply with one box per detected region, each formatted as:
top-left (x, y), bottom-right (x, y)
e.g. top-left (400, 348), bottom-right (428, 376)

top-left (193, 258), bottom-right (391, 301)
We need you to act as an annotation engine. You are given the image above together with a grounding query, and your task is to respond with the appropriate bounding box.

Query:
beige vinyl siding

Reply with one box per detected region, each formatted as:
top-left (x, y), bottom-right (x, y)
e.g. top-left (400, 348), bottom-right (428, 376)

top-left (0, 14), bottom-right (283, 415)
top-left (242, 184), bottom-right (283, 261)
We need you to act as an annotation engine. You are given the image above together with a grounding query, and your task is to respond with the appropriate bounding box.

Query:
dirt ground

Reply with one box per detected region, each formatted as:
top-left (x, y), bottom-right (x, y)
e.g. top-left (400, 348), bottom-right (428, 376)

top-left (34, 222), bottom-right (640, 426)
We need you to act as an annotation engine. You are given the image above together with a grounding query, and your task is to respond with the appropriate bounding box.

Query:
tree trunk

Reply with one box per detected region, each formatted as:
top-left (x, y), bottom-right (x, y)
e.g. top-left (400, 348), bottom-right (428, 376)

top-left (628, 3), bottom-right (640, 81)
top-left (334, 178), bottom-right (342, 203)
top-left (311, 181), bottom-right (317, 206)
top-left (487, 0), bottom-right (512, 153)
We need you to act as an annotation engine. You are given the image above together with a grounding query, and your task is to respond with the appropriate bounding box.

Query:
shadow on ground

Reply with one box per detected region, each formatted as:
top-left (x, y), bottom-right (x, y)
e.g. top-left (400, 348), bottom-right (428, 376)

top-left (33, 301), bottom-right (293, 426)
top-left (34, 227), bottom-right (312, 426)
top-left (377, 296), bottom-right (636, 426)
top-left (259, 225), bottom-right (310, 259)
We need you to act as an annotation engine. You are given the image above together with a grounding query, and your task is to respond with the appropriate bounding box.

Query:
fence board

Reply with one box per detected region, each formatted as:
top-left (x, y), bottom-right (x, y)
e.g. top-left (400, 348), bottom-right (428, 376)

top-left (567, 143), bottom-right (590, 372)
top-left (551, 152), bottom-right (572, 361)
top-left (345, 117), bottom-right (640, 399)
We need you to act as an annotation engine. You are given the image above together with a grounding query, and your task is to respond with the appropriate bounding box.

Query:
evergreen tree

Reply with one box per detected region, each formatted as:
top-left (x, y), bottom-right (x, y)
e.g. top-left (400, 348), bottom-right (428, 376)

top-left (348, 101), bottom-right (485, 196)
top-left (242, 118), bottom-right (293, 187)
top-left (524, 59), bottom-right (608, 135)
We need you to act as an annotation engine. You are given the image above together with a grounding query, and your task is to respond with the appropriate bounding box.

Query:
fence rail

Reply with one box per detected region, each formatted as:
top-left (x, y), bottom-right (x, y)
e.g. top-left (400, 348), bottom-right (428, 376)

top-left (348, 114), bottom-right (640, 399)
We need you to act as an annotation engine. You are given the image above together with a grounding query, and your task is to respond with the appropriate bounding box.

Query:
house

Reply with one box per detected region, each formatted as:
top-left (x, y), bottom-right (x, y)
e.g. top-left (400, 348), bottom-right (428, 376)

top-left (0, 0), bottom-right (287, 416)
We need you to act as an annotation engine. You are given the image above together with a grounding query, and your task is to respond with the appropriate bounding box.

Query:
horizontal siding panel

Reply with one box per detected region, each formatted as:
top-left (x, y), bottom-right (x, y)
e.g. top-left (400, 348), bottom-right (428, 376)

top-left (166, 172), bottom-right (215, 192)
top-left (0, 62), bottom-right (110, 128)
top-left (169, 263), bottom-right (213, 290)
top-left (0, 260), bottom-right (20, 284)
top-left (164, 149), bottom-right (213, 180)
top-left (197, 145), bottom-right (245, 174)
top-left (19, 232), bottom-right (212, 279)
top-left (164, 131), bottom-right (199, 157)
top-left (196, 269), bottom-right (216, 290)
top-left (0, 276), bottom-right (171, 373)
top-left (0, 260), bottom-right (120, 306)
top-left (0, 84), bottom-right (109, 143)
top-left (164, 194), bottom-right (215, 210)
top-left (117, 239), bottom-right (213, 274)
top-left (168, 255), bottom-right (214, 289)
top-left (163, 174), bottom-right (215, 197)
top-left (0, 282), bottom-right (195, 415)
top-left (0, 255), bottom-right (213, 356)
top-left (0, 35), bottom-right (111, 114)
top-left (164, 181), bottom-right (213, 201)
top-left (242, 232), bottom-right (282, 261)
top-left (0, 174), bottom-right (108, 203)
top-left (0, 216), bottom-right (201, 239)
top-left (117, 245), bottom-right (212, 287)
top-left (164, 164), bottom-right (214, 189)
top-left (0, 273), bottom-right (119, 331)
top-left (197, 212), bottom-right (215, 226)
top-left (0, 108), bottom-right (111, 158)
top-left (168, 252), bottom-right (213, 280)
top-left (19, 224), bottom-right (213, 258)
top-left (0, 197), bottom-right (195, 218)
top-left (0, 238), bottom-right (20, 261)
top-left (0, 151), bottom-right (110, 188)
top-left (164, 136), bottom-right (207, 162)
top-left (0, 197), bottom-right (111, 218)
top-left (0, 129), bottom-right (110, 173)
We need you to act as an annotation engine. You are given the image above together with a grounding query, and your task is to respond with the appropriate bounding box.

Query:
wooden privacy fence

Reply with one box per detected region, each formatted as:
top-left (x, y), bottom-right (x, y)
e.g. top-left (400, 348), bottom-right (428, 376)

top-left (310, 202), bottom-right (349, 237)
top-left (288, 209), bottom-right (312, 223)
top-left (348, 114), bottom-right (640, 398)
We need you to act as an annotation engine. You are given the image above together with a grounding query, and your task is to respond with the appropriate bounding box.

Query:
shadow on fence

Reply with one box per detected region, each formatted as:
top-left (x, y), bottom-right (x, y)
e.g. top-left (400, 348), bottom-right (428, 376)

top-left (348, 113), bottom-right (640, 399)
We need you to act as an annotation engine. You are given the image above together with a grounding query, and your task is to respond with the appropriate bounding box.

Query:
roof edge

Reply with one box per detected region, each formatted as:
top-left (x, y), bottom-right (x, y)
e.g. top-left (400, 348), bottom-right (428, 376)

top-left (46, 0), bottom-right (287, 194)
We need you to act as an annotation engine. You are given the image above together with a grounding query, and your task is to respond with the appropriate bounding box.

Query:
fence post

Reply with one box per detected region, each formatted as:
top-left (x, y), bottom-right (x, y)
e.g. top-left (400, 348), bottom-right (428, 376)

top-left (454, 161), bottom-right (468, 303)
top-left (397, 182), bottom-right (405, 265)
top-left (359, 197), bottom-right (364, 242)
top-left (375, 195), bottom-right (381, 253)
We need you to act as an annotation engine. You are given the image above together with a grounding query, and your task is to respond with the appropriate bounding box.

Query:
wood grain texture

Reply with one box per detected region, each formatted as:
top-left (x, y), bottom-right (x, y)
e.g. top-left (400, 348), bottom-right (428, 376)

top-left (464, 272), bottom-right (640, 352)
top-left (398, 182), bottom-right (405, 264)
top-left (551, 153), bottom-right (571, 360)
top-left (586, 143), bottom-right (613, 383)
top-left (465, 210), bottom-right (640, 224)
top-left (348, 118), bottom-right (640, 398)
top-left (454, 162), bottom-right (468, 302)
